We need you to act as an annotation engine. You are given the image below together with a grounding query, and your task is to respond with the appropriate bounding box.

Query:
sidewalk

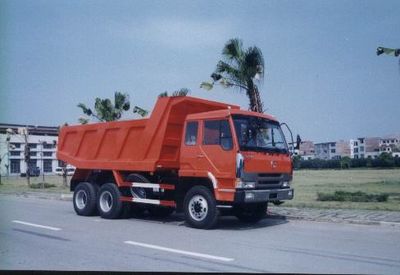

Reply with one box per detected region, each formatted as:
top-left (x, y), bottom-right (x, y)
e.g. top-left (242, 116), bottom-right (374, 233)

top-left (268, 206), bottom-right (400, 227)
top-left (2, 191), bottom-right (400, 227)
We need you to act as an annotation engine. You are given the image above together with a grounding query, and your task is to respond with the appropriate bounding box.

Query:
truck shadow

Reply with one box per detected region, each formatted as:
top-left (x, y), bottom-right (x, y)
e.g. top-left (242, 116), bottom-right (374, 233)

top-left (216, 215), bottom-right (288, 230)
top-left (128, 212), bottom-right (289, 230)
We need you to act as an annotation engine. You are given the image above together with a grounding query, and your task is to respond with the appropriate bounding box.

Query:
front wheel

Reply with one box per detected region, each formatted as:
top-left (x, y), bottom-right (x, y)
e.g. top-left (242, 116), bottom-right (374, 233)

top-left (183, 186), bottom-right (218, 229)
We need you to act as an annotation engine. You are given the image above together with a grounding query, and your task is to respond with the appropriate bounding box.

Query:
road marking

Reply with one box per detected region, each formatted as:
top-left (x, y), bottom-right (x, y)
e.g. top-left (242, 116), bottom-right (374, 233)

top-left (124, 240), bottom-right (234, 262)
top-left (12, 220), bottom-right (61, 231)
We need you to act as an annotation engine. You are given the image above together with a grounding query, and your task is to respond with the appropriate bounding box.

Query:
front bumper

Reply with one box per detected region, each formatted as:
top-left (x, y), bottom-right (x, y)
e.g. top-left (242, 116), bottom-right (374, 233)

top-left (234, 188), bottom-right (294, 203)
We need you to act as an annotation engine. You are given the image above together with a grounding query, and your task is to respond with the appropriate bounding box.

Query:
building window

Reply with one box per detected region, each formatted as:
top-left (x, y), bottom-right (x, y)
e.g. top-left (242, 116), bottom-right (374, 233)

top-left (43, 152), bottom-right (52, 157)
top-left (354, 148), bottom-right (359, 153)
top-left (10, 159), bottom-right (20, 173)
top-left (185, 121), bottom-right (198, 145)
top-left (359, 146), bottom-right (364, 152)
top-left (43, 160), bottom-right (53, 172)
top-left (359, 139), bottom-right (364, 144)
top-left (10, 151), bottom-right (21, 156)
top-left (29, 152), bottom-right (37, 157)
top-left (10, 143), bottom-right (21, 148)
top-left (330, 143), bottom-right (335, 147)
top-left (360, 154), bottom-right (364, 158)
top-left (28, 143), bottom-right (37, 149)
top-left (331, 149), bottom-right (336, 153)
top-left (354, 141), bottom-right (358, 146)
top-left (43, 143), bottom-right (54, 149)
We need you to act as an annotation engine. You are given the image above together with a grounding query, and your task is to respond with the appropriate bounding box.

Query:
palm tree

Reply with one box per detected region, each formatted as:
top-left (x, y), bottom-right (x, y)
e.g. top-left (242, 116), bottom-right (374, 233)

top-left (201, 38), bottom-right (265, 113)
top-left (78, 91), bottom-right (147, 124)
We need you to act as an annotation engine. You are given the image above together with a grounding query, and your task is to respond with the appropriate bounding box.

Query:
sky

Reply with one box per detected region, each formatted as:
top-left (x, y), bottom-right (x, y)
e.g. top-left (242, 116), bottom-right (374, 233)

top-left (0, 0), bottom-right (399, 143)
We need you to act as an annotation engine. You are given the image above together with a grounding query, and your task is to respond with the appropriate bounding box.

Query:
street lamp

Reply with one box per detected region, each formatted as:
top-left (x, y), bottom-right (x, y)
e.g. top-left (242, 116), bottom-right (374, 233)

top-left (38, 140), bottom-right (47, 185)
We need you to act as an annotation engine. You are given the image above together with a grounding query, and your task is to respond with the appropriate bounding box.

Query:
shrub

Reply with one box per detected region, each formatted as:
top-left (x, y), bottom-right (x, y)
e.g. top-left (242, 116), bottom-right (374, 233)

top-left (317, 191), bottom-right (389, 202)
top-left (30, 183), bottom-right (56, 189)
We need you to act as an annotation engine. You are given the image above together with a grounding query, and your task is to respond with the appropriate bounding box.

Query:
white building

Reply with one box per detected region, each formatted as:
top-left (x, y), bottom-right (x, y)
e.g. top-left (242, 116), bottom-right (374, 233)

top-left (0, 123), bottom-right (61, 176)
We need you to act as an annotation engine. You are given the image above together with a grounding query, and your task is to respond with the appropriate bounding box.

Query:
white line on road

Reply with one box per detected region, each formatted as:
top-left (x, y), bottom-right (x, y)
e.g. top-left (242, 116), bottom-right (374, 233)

top-left (124, 240), bottom-right (234, 262)
top-left (12, 220), bottom-right (61, 231)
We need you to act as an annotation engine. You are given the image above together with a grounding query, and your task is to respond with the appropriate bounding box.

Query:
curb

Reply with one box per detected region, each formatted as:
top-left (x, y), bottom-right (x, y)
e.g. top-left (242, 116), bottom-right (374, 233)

top-left (267, 213), bottom-right (400, 228)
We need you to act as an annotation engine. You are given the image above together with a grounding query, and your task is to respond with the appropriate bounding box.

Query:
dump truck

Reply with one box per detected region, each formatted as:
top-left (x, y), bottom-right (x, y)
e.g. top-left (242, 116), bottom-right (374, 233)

top-left (57, 96), bottom-right (295, 229)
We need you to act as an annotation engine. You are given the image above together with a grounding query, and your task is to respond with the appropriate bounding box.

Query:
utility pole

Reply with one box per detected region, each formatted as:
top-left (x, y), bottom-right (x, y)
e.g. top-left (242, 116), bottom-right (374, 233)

top-left (22, 127), bottom-right (31, 187)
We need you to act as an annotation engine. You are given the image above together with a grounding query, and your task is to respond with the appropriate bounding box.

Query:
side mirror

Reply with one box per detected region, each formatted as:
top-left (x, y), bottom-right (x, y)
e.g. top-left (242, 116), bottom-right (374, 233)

top-left (280, 122), bottom-right (294, 155)
top-left (296, 134), bottom-right (302, 150)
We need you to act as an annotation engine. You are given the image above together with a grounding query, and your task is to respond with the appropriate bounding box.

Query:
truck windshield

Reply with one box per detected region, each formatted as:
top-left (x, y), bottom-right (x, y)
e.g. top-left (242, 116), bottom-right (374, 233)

top-left (232, 115), bottom-right (288, 153)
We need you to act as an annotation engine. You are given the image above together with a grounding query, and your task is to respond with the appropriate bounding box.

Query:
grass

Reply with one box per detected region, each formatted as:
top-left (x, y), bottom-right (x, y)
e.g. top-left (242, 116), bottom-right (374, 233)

top-left (285, 169), bottom-right (400, 211)
top-left (0, 175), bottom-right (70, 194)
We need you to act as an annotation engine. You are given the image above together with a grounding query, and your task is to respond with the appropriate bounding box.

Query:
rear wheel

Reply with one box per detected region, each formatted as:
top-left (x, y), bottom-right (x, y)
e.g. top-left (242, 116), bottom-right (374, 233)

top-left (97, 183), bottom-right (124, 219)
top-left (183, 186), bottom-right (218, 229)
top-left (73, 182), bottom-right (98, 216)
top-left (234, 203), bottom-right (268, 223)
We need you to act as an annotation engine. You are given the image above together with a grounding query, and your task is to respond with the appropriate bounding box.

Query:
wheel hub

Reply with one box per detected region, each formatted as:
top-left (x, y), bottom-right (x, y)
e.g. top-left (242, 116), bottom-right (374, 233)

top-left (99, 191), bottom-right (113, 213)
top-left (188, 195), bottom-right (208, 221)
top-left (75, 190), bottom-right (87, 210)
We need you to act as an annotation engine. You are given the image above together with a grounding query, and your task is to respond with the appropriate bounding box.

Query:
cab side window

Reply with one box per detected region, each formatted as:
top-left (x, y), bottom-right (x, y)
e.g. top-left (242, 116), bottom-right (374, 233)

top-left (203, 120), bottom-right (233, 150)
top-left (185, 121), bottom-right (198, 145)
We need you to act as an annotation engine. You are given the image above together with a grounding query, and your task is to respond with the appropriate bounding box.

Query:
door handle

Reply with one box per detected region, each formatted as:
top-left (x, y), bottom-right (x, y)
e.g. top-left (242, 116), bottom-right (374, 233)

top-left (197, 154), bottom-right (205, 158)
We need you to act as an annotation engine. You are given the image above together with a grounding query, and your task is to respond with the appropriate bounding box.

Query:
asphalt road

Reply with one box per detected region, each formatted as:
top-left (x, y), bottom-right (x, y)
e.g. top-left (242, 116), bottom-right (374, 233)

top-left (0, 195), bottom-right (399, 273)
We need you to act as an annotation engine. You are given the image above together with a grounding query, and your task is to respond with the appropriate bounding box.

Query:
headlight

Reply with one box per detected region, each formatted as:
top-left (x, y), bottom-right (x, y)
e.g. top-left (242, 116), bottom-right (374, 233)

top-left (282, 181), bottom-right (290, 188)
top-left (236, 179), bottom-right (256, 189)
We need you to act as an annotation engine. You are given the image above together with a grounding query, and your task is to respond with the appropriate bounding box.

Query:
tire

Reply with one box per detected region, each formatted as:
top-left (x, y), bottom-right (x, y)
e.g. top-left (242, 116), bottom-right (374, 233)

top-left (148, 206), bottom-right (175, 217)
top-left (73, 182), bottom-right (98, 216)
top-left (183, 186), bottom-right (218, 229)
top-left (234, 203), bottom-right (268, 223)
top-left (97, 183), bottom-right (124, 219)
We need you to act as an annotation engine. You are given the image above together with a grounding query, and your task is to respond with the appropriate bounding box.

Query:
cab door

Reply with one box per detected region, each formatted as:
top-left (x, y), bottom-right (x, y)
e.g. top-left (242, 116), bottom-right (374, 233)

top-left (180, 119), bottom-right (236, 184)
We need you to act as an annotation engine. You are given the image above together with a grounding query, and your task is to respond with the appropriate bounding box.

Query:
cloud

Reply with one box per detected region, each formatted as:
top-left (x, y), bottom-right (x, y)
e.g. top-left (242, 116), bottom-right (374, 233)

top-left (109, 17), bottom-right (234, 50)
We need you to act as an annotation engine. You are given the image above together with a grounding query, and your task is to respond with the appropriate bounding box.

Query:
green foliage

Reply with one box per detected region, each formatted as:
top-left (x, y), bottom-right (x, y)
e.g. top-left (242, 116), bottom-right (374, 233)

top-left (317, 191), bottom-right (389, 202)
top-left (296, 154), bottom-right (400, 169)
top-left (158, 88), bottom-right (190, 98)
top-left (30, 182), bottom-right (56, 189)
top-left (132, 106), bottom-right (149, 117)
top-left (78, 91), bottom-right (148, 124)
top-left (340, 156), bottom-right (351, 169)
top-left (201, 38), bottom-right (265, 113)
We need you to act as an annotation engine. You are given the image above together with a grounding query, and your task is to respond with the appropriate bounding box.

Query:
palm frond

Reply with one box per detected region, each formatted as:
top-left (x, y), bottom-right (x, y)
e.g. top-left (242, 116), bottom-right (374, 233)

top-left (133, 106), bottom-right (149, 117)
top-left (172, 88), bottom-right (189, 97)
top-left (78, 116), bottom-right (89, 124)
top-left (200, 81), bottom-right (214, 91)
top-left (243, 46), bottom-right (265, 80)
top-left (158, 92), bottom-right (168, 98)
top-left (216, 61), bottom-right (244, 83)
top-left (77, 103), bottom-right (93, 116)
top-left (222, 38), bottom-right (244, 64)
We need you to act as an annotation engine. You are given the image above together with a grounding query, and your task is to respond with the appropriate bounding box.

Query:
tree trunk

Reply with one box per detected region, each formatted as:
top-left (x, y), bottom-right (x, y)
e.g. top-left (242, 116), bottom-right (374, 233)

top-left (246, 81), bottom-right (264, 113)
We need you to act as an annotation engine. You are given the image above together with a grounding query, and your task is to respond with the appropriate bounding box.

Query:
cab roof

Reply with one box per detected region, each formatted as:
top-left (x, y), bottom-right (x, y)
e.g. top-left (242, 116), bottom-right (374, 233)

top-left (186, 108), bottom-right (278, 122)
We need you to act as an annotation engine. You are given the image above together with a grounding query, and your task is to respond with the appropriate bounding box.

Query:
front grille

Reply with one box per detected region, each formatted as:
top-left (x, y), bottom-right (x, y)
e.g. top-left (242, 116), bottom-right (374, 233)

top-left (256, 173), bottom-right (283, 190)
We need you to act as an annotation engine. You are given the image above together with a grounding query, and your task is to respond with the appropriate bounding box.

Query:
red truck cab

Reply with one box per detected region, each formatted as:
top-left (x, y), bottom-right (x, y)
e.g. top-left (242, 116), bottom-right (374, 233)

top-left (180, 108), bottom-right (293, 205)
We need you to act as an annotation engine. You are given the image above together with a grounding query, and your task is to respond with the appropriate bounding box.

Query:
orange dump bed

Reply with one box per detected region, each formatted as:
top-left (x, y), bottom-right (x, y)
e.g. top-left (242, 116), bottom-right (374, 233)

top-left (57, 96), bottom-right (239, 172)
